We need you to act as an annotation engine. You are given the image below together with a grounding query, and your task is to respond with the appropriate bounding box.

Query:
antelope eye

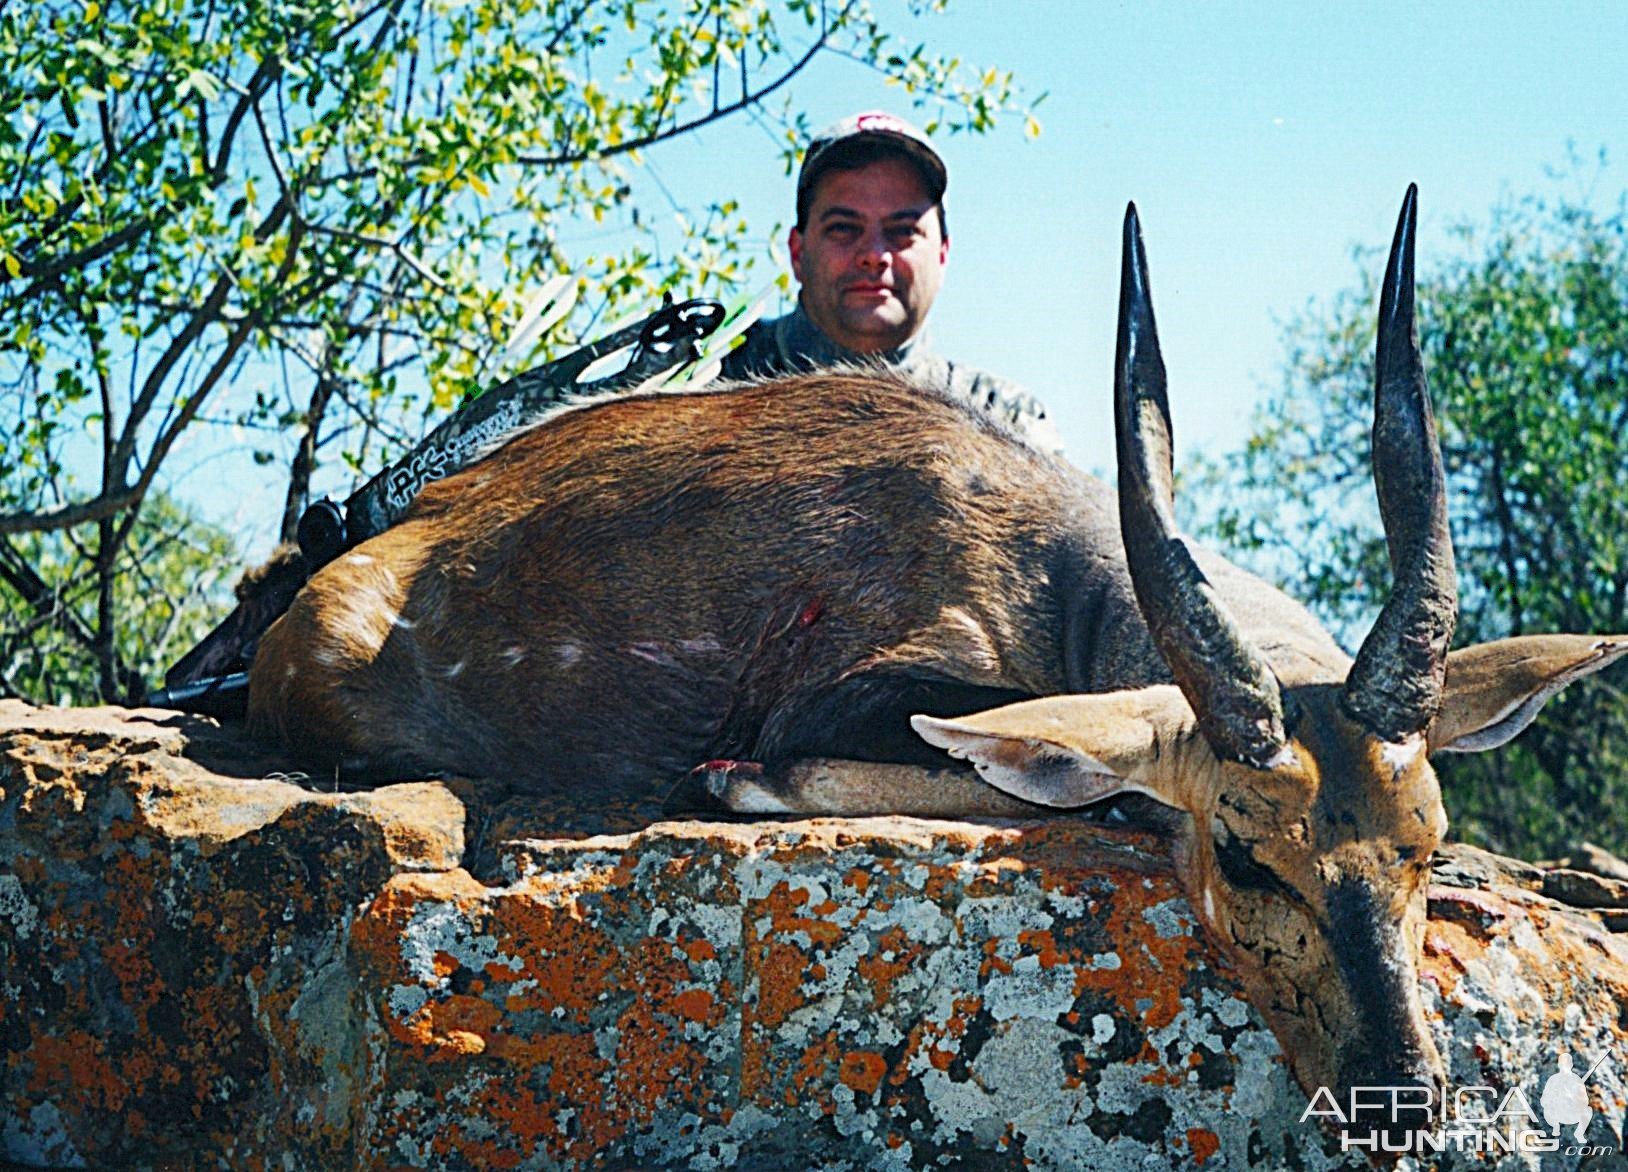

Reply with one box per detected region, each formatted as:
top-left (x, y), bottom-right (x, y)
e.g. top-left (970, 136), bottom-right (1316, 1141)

top-left (1211, 817), bottom-right (1284, 893)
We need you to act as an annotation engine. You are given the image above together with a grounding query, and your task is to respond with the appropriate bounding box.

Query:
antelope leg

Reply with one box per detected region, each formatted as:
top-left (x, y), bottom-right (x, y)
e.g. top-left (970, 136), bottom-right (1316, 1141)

top-left (662, 757), bottom-right (1044, 818)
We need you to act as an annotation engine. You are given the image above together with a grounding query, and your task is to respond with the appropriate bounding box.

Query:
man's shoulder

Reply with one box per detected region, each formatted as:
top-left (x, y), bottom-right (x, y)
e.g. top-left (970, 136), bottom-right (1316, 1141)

top-left (907, 355), bottom-right (1062, 452)
top-left (714, 313), bottom-right (1063, 453)
top-left (717, 316), bottom-right (784, 381)
top-left (912, 353), bottom-right (1015, 404)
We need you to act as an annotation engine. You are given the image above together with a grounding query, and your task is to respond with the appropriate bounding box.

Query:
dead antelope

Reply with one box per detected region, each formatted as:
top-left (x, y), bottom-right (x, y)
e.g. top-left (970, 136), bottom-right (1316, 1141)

top-left (247, 188), bottom-right (1625, 1113)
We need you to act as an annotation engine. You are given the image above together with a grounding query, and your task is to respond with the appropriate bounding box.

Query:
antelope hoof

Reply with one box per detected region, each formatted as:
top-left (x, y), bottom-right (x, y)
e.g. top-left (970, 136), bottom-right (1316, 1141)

top-left (663, 759), bottom-right (770, 815)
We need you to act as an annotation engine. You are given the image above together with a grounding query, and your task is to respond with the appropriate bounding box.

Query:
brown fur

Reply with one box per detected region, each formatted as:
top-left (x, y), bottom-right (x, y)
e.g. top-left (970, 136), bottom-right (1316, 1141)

top-left (251, 373), bottom-right (1118, 788)
top-left (234, 542), bottom-right (302, 600)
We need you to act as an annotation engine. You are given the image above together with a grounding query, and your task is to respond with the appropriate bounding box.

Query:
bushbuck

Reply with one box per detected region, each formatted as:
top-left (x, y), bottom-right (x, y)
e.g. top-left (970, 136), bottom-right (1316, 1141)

top-left (247, 189), bottom-right (1625, 1113)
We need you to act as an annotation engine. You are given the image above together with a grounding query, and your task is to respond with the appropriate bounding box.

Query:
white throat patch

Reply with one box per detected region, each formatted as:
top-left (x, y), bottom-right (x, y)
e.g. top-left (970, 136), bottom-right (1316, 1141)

top-left (1378, 735), bottom-right (1424, 774)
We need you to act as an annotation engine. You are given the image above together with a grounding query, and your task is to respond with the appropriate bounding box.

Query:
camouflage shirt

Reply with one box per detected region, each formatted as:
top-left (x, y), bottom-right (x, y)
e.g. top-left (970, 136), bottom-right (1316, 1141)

top-left (718, 303), bottom-right (1062, 452)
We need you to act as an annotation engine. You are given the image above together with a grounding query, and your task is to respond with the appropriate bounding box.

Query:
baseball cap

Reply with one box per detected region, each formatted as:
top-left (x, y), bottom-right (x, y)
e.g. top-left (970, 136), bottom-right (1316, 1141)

top-left (795, 111), bottom-right (947, 225)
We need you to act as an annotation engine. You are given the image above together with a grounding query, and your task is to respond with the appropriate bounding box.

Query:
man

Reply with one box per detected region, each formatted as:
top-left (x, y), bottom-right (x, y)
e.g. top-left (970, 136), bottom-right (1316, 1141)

top-left (721, 111), bottom-right (1060, 451)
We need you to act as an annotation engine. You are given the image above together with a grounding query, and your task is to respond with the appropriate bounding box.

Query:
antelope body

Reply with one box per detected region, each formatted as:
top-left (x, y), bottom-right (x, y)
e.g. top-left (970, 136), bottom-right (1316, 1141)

top-left (248, 368), bottom-right (1337, 794)
top-left (247, 190), bottom-right (1626, 1115)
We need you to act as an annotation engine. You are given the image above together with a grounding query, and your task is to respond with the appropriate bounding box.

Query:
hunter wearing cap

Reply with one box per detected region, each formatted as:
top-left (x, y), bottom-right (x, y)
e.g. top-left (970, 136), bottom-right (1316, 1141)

top-left (721, 111), bottom-right (1059, 450)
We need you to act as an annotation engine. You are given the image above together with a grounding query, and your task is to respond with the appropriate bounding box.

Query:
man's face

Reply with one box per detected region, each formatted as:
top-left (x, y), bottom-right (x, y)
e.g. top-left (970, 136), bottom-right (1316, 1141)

top-left (789, 155), bottom-right (949, 353)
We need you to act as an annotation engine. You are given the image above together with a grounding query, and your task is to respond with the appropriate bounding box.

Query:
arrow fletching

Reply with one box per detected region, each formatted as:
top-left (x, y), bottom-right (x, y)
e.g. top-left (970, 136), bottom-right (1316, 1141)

top-left (573, 343), bottom-right (638, 385)
top-left (502, 273), bottom-right (579, 362)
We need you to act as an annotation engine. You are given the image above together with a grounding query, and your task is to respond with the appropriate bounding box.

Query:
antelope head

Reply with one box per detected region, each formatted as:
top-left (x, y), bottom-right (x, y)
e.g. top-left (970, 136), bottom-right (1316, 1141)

top-left (913, 189), bottom-right (1628, 1109)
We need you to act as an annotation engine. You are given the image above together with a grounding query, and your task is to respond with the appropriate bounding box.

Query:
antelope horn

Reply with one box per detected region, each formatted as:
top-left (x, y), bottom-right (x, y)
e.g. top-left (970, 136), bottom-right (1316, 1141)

top-left (1343, 185), bottom-right (1458, 742)
top-left (1114, 203), bottom-right (1289, 768)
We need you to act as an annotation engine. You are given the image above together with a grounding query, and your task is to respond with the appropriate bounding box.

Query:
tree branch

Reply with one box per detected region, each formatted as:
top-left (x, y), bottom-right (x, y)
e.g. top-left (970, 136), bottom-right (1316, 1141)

top-left (0, 489), bottom-right (143, 536)
top-left (112, 217), bottom-right (309, 553)
top-left (514, 7), bottom-right (852, 169)
top-left (213, 54), bottom-right (282, 180)
top-left (110, 194), bottom-right (294, 482)
top-left (0, 536), bottom-right (141, 698)
top-left (10, 217), bottom-right (157, 299)
top-left (304, 223), bottom-right (448, 291)
top-left (279, 280), bottom-right (364, 541)
top-left (0, 197), bottom-right (297, 538)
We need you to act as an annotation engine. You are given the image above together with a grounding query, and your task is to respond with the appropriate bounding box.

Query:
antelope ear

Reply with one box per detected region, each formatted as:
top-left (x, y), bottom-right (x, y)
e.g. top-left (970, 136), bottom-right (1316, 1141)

top-left (910, 686), bottom-right (1196, 809)
top-left (1429, 635), bottom-right (1628, 753)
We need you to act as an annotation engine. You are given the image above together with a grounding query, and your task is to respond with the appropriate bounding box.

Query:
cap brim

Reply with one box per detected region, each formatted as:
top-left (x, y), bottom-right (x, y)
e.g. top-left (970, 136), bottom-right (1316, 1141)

top-left (798, 132), bottom-right (947, 203)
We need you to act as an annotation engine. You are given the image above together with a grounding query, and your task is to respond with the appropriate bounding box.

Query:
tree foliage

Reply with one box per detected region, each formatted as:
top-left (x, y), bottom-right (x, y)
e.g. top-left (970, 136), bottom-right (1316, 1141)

top-left (1201, 178), bottom-right (1628, 859)
top-left (0, 495), bottom-right (234, 705)
top-left (0, 0), bottom-right (1026, 703)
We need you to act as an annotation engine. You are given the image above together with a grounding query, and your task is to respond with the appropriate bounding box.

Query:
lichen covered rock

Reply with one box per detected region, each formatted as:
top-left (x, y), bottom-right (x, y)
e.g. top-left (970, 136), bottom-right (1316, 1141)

top-left (3, 702), bottom-right (1626, 1169)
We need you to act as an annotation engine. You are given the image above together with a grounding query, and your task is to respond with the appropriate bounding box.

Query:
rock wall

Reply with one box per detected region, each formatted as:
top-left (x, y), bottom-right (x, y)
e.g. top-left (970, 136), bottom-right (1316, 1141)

top-left (2, 701), bottom-right (1626, 1170)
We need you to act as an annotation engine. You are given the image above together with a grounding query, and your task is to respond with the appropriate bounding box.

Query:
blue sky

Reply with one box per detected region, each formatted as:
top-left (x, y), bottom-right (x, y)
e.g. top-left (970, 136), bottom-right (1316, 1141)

top-left (629, 1), bottom-right (1628, 476)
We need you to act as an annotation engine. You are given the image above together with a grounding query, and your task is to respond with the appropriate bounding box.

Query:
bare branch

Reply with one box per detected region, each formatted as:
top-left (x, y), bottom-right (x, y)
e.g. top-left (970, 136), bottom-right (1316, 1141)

top-left (213, 54), bottom-right (282, 179)
top-left (111, 216), bottom-right (310, 553)
top-left (515, 5), bottom-right (855, 168)
top-left (111, 195), bottom-right (294, 481)
top-left (280, 280), bottom-right (364, 540)
top-left (0, 489), bottom-right (143, 536)
top-left (10, 217), bottom-right (157, 299)
top-left (304, 223), bottom-right (449, 291)
top-left (250, 91), bottom-right (298, 209)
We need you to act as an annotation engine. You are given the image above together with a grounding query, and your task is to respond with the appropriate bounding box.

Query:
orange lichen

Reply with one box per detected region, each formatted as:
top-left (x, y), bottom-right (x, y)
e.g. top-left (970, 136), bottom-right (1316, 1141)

top-left (979, 937), bottom-right (1014, 978)
top-left (680, 937), bottom-right (717, 963)
top-left (438, 1030), bottom-right (486, 1056)
top-left (787, 1034), bottom-right (843, 1104)
top-left (855, 926), bottom-right (923, 1009)
top-left (757, 880), bottom-right (843, 948)
top-left (415, 1029), bottom-right (615, 1165)
top-left (11, 703), bottom-right (1625, 1170)
top-left (893, 1019), bottom-right (957, 1085)
top-left (919, 863), bottom-right (962, 902)
top-left (25, 1029), bottom-right (128, 1114)
top-left (100, 938), bottom-right (159, 1009)
top-left (1017, 928), bottom-right (1061, 969)
top-left (1067, 872), bottom-right (1204, 1033)
top-left (838, 1050), bottom-right (888, 1097)
top-left (484, 955), bottom-right (525, 983)
top-left (612, 1008), bottom-right (708, 1125)
top-left (669, 988), bottom-right (715, 1023)
top-left (1187, 1127), bottom-right (1221, 1165)
top-left (966, 856), bottom-right (1029, 891)
top-left (351, 872), bottom-right (487, 974)
top-left (394, 993), bottom-right (503, 1059)
top-left (752, 939), bottom-right (811, 1029)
